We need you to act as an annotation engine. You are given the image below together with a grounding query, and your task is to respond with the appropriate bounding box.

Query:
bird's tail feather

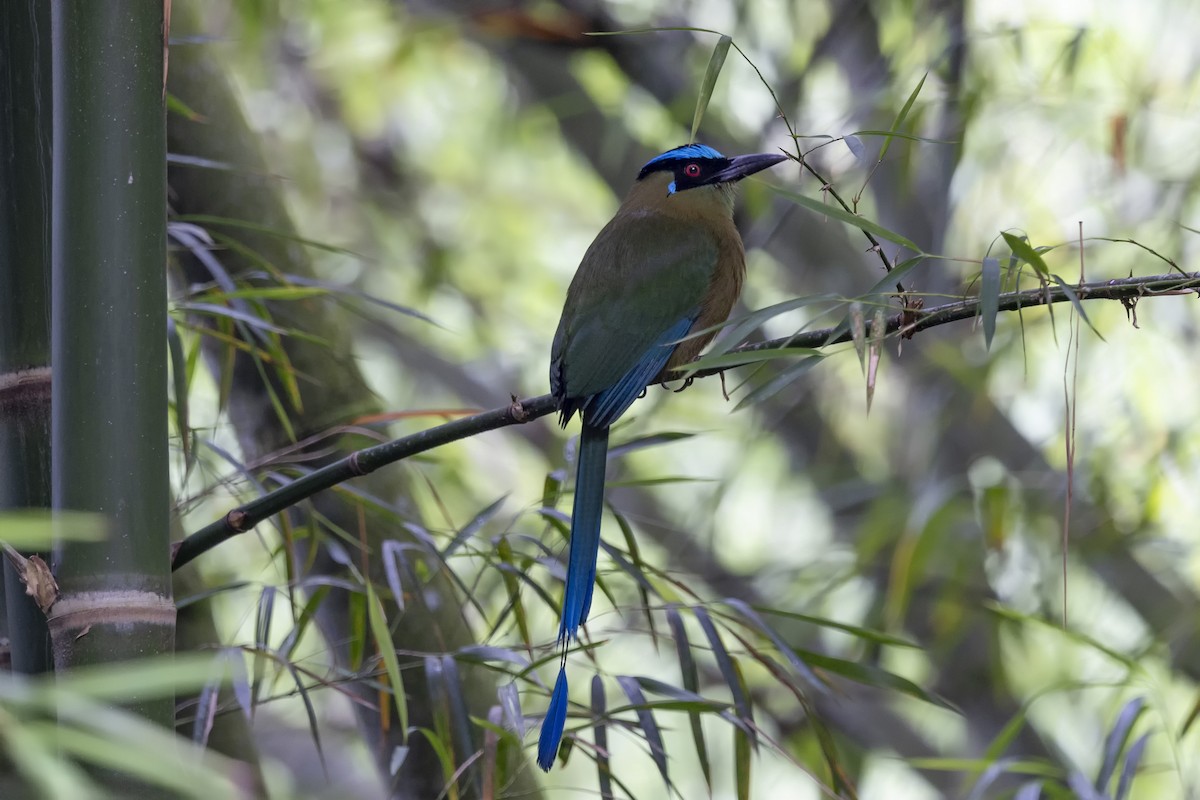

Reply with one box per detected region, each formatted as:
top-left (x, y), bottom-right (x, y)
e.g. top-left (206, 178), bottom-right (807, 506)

top-left (558, 423), bottom-right (609, 643)
top-left (537, 666), bottom-right (569, 771)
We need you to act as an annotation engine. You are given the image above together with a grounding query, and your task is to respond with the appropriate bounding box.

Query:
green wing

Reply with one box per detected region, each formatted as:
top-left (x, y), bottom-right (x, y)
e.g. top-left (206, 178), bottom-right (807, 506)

top-left (552, 212), bottom-right (718, 401)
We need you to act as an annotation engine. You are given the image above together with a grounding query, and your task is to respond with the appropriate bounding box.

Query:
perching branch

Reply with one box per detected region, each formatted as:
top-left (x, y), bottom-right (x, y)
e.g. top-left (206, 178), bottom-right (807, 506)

top-left (171, 270), bottom-right (1200, 570)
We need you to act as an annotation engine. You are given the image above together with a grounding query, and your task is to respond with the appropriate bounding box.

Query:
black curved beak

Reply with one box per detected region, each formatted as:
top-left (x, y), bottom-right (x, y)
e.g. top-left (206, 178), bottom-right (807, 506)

top-left (705, 152), bottom-right (788, 185)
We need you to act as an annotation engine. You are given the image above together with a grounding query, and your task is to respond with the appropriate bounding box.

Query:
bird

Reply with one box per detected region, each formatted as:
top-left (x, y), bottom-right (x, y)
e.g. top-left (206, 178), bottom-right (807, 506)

top-left (538, 143), bottom-right (787, 771)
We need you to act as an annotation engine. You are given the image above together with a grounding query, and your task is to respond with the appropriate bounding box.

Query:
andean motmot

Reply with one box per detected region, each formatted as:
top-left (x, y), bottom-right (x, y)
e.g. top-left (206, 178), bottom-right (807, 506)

top-left (538, 143), bottom-right (787, 770)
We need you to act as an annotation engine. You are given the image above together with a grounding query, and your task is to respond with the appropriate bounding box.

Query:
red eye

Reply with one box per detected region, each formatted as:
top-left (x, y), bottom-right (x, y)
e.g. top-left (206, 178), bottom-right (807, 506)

top-left (683, 163), bottom-right (702, 177)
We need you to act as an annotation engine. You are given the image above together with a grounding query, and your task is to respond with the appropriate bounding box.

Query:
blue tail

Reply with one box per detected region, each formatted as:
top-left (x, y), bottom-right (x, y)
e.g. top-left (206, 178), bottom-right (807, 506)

top-left (536, 666), bottom-right (569, 770)
top-left (558, 423), bottom-right (609, 643)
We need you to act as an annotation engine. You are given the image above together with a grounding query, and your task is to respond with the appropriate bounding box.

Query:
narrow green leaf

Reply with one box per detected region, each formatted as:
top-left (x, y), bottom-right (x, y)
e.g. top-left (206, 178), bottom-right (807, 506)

top-left (693, 607), bottom-right (756, 750)
top-left (724, 599), bottom-right (823, 690)
top-left (190, 286), bottom-right (329, 302)
top-left (165, 92), bottom-right (203, 122)
top-left (280, 658), bottom-right (327, 775)
top-left (174, 213), bottom-right (365, 257)
top-left (844, 134), bottom-right (866, 161)
top-left (0, 510), bottom-right (107, 547)
top-left (771, 186), bottom-right (924, 253)
top-left (849, 301), bottom-right (867, 370)
top-left (1098, 697), bottom-right (1145, 792)
top-left (750, 605), bottom-right (919, 648)
top-left (860, 255), bottom-right (929, 298)
top-left (794, 646), bottom-right (954, 710)
top-left (282, 584), bottom-right (329, 658)
top-left (1001, 231), bottom-right (1051, 277)
top-left (251, 587), bottom-right (274, 711)
top-left (607, 431), bottom-right (695, 460)
top-left (167, 317), bottom-right (191, 468)
top-left (666, 605), bottom-right (711, 789)
top-left (592, 676), bottom-right (614, 800)
top-left (986, 602), bottom-right (1139, 668)
top-left (616, 675), bottom-right (670, 787)
top-left (734, 696), bottom-right (752, 800)
top-left (1014, 780), bottom-right (1044, 800)
top-left (691, 35), bottom-right (732, 142)
top-left (879, 73), bottom-right (927, 163)
top-left (733, 355), bottom-right (825, 411)
top-left (1051, 274), bottom-right (1105, 340)
top-left (612, 511), bottom-right (657, 646)
top-left (981, 256), bottom-right (1001, 349)
top-left (541, 470), bottom-right (564, 511)
top-left (454, 645), bottom-right (530, 670)
top-left (705, 293), bottom-right (843, 354)
top-left (495, 537), bottom-right (532, 646)
top-left (439, 655), bottom-right (475, 776)
top-left (498, 682), bottom-right (524, 738)
top-left (1115, 732), bottom-right (1150, 800)
top-left (442, 495), bottom-right (507, 558)
top-left (684, 346), bottom-right (824, 373)
top-left (367, 584), bottom-right (408, 741)
top-left (867, 306), bottom-right (885, 413)
top-left (846, 129), bottom-right (958, 146)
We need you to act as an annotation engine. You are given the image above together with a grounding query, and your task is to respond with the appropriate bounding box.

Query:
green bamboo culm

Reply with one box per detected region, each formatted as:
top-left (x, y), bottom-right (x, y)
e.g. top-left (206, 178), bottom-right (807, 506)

top-left (0, 0), bottom-right (55, 675)
top-left (49, 0), bottom-right (174, 712)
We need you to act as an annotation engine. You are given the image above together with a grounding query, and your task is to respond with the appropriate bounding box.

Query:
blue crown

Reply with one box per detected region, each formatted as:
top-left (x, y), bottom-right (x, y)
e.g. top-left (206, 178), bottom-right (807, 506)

top-left (640, 143), bottom-right (726, 173)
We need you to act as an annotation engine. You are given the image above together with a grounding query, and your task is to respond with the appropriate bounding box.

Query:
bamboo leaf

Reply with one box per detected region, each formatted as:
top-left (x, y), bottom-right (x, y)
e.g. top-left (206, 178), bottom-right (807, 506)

top-left (1014, 780), bottom-right (1044, 800)
top-left (706, 293), bottom-right (843, 353)
top-left (734, 691), bottom-right (752, 800)
top-left (844, 134), bottom-right (866, 162)
top-left (616, 675), bottom-right (670, 787)
top-left (592, 676), bottom-right (614, 800)
top-left (771, 186), bottom-right (924, 253)
top-left (1098, 697), bottom-right (1145, 792)
top-left (867, 306), bottom-right (885, 413)
top-left (366, 584), bottom-right (408, 741)
top-left (666, 605), bottom-right (711, 789)
top-left (685, 346), bottom-right (825, 373)
top-left (612, 511), bottom-right (657, 646)
top-left (1051, 274), bottom-right (1105, 340)
top-left (167, 317), bottom-right (192, 468)
top-left (0, 510), bottom-right (107, 548)
top-left (693, 607), bottom-right (756, 750)
top-left (845, 129), bottom-right (957, 146)
top-left (879, 73), bottom-right (927, 163)
top-left (733, 355), bottom-right (825, 411)
top-left (440, 655), bottom-right (475, 775)
top-left (494, 537), bottom-right (532, 646)
top-left (251, 587), bottom-right (275, 711)
top-left (1001, 231), bottom-right (1051, 277)
top-left (724, 599), bottom-right (823, 690)
top-left (281, 658), bottom-right (326, 776)
top-left (498, 682), bottom-right (524, 738)
top-left (749, 605), bottom-right (919, 648)
top-left (442, 495), bottom-right (507, 558)
top-left (850, 301), bottom-right (867, 370)
top-left (691, 35), bottom-right (732, 142)
top-left (794, 646), bottom-right (953, 710)
top-left (965, 757), bottom-right (1018, 800)
top-left (1114, 732), bottom-right (1150, 800)
top-left (607, 431), bottom-right (695, 459)
top-left (981, 256), bottom-right (1001, 349)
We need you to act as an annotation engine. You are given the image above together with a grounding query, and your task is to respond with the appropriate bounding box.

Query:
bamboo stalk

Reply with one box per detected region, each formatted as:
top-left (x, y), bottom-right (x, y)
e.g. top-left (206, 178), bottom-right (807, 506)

top-left (48, 0), bottom-right (173, 719)
top-left (0, 0), bottom-right (54, 676)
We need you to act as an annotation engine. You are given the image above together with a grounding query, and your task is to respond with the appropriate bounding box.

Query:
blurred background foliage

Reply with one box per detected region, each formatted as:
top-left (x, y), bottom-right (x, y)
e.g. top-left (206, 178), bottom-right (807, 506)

top-left (153, 0), bottom-right (1200, 797)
